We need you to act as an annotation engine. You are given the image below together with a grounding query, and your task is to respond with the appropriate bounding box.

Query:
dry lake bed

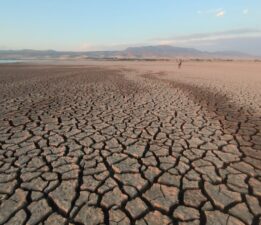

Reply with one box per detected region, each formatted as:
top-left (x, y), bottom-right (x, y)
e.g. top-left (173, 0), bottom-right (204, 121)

top-left (0, 60), bottom-right (261, 225)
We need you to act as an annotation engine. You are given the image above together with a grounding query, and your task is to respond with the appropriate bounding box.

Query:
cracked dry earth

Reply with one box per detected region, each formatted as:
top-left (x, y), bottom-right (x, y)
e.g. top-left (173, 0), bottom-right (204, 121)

top-left (0, 63), bottom-right (261, 225)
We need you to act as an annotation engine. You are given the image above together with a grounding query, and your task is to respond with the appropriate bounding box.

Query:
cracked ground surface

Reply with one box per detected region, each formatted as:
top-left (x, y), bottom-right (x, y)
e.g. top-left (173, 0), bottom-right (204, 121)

top-left (0, 62), bottom-right (261, 225)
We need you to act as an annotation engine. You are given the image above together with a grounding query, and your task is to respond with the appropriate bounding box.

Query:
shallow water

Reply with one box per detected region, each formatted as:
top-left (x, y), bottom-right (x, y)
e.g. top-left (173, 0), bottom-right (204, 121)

top-left (0, 59), bottom-right (19, 64)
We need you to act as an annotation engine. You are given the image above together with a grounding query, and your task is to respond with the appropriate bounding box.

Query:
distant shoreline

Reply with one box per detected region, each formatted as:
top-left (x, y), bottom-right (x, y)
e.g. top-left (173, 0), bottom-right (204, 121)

top-left (1, 58), bottom-right (260, 63)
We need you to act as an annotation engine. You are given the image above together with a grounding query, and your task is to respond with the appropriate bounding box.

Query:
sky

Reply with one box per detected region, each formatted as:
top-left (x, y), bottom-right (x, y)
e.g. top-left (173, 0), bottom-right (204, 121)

top-left (0, 0), bottom-right (261, 55)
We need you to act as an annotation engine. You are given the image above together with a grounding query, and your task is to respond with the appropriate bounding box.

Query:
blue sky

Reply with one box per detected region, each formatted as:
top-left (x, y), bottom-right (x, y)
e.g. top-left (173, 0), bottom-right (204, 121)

top-left (0, 0), bottom-right (261, 54)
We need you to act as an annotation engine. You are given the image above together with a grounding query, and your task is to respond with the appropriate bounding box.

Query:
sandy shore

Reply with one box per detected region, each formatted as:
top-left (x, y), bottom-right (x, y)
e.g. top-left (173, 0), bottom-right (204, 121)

top-left (0, 61), bottom-right (260, 224)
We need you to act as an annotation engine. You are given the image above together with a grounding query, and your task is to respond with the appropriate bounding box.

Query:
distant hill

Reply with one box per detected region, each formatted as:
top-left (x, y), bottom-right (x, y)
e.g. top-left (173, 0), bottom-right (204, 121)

top-left (122, 46), bottom-right (203, 58)
top-left (115, 45), bottom-right (254, 59)
top-left (0, 45), bottom-right (256, 60)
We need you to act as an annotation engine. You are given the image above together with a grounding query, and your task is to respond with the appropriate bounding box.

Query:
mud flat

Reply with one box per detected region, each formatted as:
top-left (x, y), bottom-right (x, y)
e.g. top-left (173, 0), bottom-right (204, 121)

top-left (0, 61), bottom-right (260, 224)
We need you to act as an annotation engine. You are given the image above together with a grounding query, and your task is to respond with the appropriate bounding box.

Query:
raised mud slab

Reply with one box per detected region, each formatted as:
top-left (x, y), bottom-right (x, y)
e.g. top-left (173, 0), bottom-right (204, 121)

top-left (0, 63), bottom-right (260, 225)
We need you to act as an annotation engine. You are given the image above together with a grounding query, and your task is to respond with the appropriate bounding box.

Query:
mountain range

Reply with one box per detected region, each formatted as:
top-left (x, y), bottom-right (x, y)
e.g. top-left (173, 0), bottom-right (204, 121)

top-left (0, 45), bottom-right (257, 60)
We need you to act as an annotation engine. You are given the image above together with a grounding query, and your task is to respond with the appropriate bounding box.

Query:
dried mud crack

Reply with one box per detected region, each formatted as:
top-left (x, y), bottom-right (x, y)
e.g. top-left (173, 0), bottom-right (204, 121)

top-left (0, 64), bottom-right (260, 225)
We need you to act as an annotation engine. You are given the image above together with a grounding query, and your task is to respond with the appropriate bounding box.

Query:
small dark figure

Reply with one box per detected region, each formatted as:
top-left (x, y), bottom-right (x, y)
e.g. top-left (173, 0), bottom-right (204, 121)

top-left (178, 59), bottom-right (183, 69)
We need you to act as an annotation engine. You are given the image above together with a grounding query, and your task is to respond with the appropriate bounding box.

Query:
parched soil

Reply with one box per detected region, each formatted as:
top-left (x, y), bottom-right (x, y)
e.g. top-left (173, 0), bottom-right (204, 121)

top-left (0, 62), bottom-right (260, 225)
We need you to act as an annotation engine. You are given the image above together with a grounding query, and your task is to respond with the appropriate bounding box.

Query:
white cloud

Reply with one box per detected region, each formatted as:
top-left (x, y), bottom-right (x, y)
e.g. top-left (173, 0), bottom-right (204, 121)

top-left (78, 29), bottom-right (261, 54)
top-left (79, 42), bottom-right (128, 51)
top-left (79, 42), bottom-right (143, 51)
top-left (81, 43), bottom-right (96, 51)
top-left (153, 29), bottom-right (261, 46)
top-left (216, 10), bottom-right (225, 17)
top-left (0, 45), bottom-right (8, 50)
top-left (152, 29), bottom-right (261, 55)
top-left (243, 9), bottom-right (249, 15)
top-left (197, 8), bottom-right (225, 17)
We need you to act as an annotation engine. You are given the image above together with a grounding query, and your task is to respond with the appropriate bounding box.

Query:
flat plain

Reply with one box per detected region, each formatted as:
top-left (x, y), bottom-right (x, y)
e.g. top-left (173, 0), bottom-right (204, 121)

top-left (0, 60), bottom-right (261, 225)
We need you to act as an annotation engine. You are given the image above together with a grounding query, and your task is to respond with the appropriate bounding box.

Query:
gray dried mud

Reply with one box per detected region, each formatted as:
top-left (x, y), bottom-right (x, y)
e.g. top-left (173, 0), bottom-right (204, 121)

top-left (0, 63), bottom-right (260, 225)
